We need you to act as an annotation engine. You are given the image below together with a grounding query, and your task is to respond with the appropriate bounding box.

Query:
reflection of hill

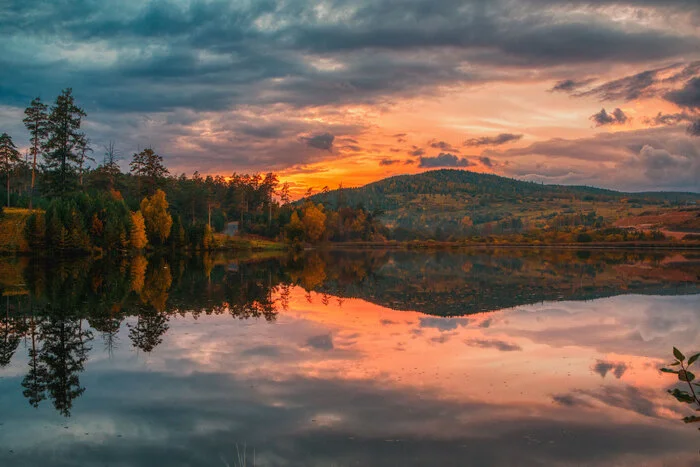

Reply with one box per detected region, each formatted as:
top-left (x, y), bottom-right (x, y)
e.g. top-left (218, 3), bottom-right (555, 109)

top-left (306, 250), bottom-right (700, 316)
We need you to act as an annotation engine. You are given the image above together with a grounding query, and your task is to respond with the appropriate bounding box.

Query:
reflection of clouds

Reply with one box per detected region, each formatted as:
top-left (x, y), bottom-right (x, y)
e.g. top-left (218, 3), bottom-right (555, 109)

top-left (305, 334), bottom-right (334, 351)
top-left (592, 360), bottom-right (628, 379)
top-left (497, 295), bottom-right (700, 359)
top-left (465, 338), bottom-right (522, 352)
top-left (419, 317), bottom-right (469, 331)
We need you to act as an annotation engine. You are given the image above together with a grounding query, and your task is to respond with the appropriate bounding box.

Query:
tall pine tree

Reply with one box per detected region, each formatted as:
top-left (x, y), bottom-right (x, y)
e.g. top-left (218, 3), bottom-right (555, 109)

top-left (43, 89), bottom-right (87, 197)
top-left (0, 133), bottom-right (21, 207)
top-left (23, 97), bottom-right (49, 200)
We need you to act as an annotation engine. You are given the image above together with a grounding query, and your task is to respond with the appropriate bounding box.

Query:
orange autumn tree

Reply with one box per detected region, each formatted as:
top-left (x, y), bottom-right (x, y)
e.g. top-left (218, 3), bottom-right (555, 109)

top-left (140, 189), bottom-right (172, 245)
top-left (129, 211), bottom-right (148, 249)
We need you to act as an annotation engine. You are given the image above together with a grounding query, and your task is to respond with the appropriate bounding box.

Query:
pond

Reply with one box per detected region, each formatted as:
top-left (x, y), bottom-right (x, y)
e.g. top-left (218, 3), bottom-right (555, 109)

top-left (0, 249), bottom-right (699, 466)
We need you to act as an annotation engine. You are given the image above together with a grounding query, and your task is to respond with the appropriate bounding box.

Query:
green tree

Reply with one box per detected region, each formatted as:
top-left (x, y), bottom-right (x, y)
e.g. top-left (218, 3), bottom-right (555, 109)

top-left (0, 133), bottom-right (21, 207)
top-left (140, 189), bottom-right (173, 244)
top-left (130, 148), bottom-right (169, 195)
top-left (43, 89), bottom-right (87, 196)
top-left (23, 97), bottom-right (49, 201)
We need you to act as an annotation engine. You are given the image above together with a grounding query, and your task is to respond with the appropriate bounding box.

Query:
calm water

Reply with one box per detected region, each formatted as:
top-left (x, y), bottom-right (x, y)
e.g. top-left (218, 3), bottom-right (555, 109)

top-left (0, 249), bottom-right (699, 466)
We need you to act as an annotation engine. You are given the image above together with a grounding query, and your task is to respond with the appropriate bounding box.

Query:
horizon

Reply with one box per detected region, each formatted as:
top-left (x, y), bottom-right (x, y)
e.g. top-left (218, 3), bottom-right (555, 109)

top-left (1, 1), bottom-right (699, 196)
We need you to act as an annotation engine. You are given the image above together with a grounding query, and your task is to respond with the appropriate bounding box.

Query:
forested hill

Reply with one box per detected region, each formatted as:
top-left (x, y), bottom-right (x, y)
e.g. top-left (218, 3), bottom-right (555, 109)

top-left (306, 169), bottom-right (697, 210)
top-left (302, 169), bottom-right (699, 239)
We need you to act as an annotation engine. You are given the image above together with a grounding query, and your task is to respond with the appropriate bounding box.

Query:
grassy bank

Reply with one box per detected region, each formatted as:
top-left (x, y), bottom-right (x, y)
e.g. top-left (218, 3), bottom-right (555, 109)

top-left (0, 208), bottom-right (33, 254)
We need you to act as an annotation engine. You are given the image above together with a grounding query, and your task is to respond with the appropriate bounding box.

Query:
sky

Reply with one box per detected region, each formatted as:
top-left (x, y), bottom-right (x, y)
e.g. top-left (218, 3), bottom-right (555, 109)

top-left (1, 0), bottom-right (699, 195)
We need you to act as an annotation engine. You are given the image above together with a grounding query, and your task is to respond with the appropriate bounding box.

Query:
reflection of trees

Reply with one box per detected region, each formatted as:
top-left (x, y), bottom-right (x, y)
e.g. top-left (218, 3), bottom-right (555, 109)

top-left (34, 308), bottom-right (93, 417)
top-left (128, 308), bottom-right (169, 353)
top-left (0, 298), bottom-right (22, 367)
top-left (22, 315), bottom-right (47, 408)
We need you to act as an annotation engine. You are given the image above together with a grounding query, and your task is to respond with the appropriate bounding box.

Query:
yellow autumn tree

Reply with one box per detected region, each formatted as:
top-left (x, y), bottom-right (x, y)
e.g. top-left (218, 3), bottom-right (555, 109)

top-left (129, 211), bottom-right (148, 249)
top-left (285, 210), bottom-right (305, 242)
top-left (302, 203), bottom-right (326, 243)
top-left (140, 189), bottom-right (173, 244)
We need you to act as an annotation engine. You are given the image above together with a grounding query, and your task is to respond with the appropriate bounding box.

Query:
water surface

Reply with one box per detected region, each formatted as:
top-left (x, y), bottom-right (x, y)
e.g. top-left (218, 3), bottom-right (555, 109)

top-left (0, 249), bottom-right (699, 466)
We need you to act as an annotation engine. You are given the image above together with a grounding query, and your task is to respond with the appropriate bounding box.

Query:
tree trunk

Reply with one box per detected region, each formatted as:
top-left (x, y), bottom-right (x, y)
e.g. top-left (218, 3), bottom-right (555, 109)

top-left (6, 171), bottom-right (9, 208)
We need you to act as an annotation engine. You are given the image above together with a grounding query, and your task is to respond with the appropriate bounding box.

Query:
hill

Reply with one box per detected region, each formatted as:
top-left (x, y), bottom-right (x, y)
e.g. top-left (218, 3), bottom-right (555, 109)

top-left (304, 170), bottom-right (699, 239)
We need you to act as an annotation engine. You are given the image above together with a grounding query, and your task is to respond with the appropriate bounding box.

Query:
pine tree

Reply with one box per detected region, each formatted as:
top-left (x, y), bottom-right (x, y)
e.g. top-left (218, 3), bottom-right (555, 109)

top-left (130, 148), bottom-right (169, 196)
top-left (0, 133), bottom-right (21, 207)
top-left (43, 89), bottom-right (87, 197)
top-left (23, 97), bottom-right (49, 201)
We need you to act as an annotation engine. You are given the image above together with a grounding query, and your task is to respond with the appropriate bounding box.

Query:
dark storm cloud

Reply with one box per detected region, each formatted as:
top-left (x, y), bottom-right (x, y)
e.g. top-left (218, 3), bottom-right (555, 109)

top-left (464, 133), bottom-right (524, 147)
top-left (300, 133), bottom-right (334, 151)
top-left (419, 153), bottom-right (474, 168)
top-left (590, 108), bottom-right (629, 126)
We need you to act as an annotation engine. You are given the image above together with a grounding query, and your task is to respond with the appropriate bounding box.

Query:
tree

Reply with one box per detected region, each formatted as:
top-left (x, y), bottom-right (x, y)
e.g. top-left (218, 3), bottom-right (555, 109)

top-left (23, 97), bottom-right (49, 202)
top-left (76, 137), bottom-right (94, 187)
top-left (140, 189), bottom-right (173, 244)
top-left (0, 133), bottom-right (21, 207)
top-left (129, 211), bottom-right (148, 249)
top-left (302, 203), bottom-right (327, 243)
top-left (130, 148), bottom-right (169, 195)
top-left (285, 211), bottom-right (305, 242)
top-left (43, 89), bottom-right (87, 196)
top-left (279, 182), bottom-right (291, 205)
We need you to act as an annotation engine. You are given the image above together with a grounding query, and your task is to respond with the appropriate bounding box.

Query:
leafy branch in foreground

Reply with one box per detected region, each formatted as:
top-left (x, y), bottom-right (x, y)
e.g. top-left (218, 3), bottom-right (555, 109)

top-left (661, 347), bottom-right (700, 425)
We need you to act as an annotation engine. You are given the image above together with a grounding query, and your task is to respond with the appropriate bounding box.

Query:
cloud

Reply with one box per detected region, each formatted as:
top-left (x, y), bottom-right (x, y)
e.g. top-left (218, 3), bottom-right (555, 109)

top-left (409, 148), bottom-right (425, 157)
top-left (479, 156), bottom-right (493, 167)
top-left (419, 317), bottom-right (469, 331)
top-left (418, 153), bottom-right (474, 168)
top-left (549, 78), bottom-right (595, 93)
top-left (665, 77), bottom-right (700, 109)
top-left (590, 108), bottom-right (629, 126)
top-left (644, 111), bottom-right (697, 126)
top-left (486, 126), bottom-right (700, 191)
top-left (429, 140), bottom-right (460, 152)
top-left (690, 120), bottom-right (700, 136)
top-left (300, 133), bottom-right (335, 152)
top-left (464, 133), bottom-right (524, 147)
top-left (379, 158), bottom-right (402, 166)
top-left (465, 338), bottom-right (522, 352)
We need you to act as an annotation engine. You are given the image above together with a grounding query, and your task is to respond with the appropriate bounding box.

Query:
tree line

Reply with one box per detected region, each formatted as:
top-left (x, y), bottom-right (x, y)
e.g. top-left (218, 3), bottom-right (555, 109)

top-left (0, 89), bottom-right (384, 252)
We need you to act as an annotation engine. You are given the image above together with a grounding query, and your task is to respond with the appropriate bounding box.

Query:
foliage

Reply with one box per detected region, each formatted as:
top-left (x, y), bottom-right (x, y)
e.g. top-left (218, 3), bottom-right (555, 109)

top-left (129, 211), bottom-right (148, 249)
top-left (301, 203), bottom-right (326, 243)
top-left (661, 348), bottom-right (700, 425)
top-left (140, 189), bottom-right (173, 245)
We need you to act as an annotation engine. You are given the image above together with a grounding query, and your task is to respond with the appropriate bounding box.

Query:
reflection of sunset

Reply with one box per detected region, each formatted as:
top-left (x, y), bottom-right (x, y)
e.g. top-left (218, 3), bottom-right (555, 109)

top-left (155, 286), bottom-right (699, 433)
